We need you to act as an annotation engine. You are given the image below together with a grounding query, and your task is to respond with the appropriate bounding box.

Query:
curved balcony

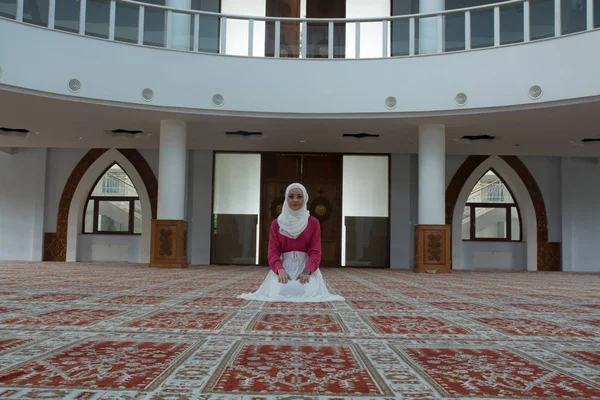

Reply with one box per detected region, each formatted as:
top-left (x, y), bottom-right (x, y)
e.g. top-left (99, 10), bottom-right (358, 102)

top-left (0, 0), bottom-right (599, 115)
top-left (1, 0), bottom-right (598, 58)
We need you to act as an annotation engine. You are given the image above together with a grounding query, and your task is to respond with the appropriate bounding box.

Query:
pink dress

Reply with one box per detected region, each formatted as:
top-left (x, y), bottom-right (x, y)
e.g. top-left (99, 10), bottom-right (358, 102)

top-left (268, 216), bottom-right (321, 274)
top-left (238, 216), bottom-right (344, 303)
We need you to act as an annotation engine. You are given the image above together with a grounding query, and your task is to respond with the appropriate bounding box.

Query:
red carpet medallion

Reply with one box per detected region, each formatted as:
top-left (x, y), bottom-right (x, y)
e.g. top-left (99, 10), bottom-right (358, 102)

top-left (0, 262), bottom-right (598, 399)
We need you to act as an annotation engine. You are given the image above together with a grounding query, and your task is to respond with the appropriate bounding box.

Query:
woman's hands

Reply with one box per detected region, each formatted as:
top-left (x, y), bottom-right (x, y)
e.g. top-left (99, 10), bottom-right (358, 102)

top-left (297, 272), bottom-right (310, 284)
top-left (277, 269), bottom-right (311, 284)
top-left (277, 269), bottom-right (291, 284)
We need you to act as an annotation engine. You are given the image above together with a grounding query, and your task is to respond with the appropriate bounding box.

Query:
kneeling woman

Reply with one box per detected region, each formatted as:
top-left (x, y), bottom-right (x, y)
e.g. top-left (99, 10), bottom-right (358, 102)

top-left (238, 183), bottom-right (344, 303)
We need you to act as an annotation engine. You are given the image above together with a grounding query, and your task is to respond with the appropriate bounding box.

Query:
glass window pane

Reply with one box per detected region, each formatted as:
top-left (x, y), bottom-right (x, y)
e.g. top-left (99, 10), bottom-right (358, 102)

top-left (475, 207), bottom-right (507, 239)
top-left (55, 0), bottom-right (79, 33)
top-left (342, 155), bottom-right (389, 267)
top-left (84, 200), bottom-right (95, 233)
top-left (193, 0), bottom-right (220, 53)
top-left (115, 3), bottom-right (138, 44)
top-left (171, 12), bottom-right (193, 50)
top-left (391, 0), bottom-right (419, 56)
top-left (468, 170), bottom-right (514, 203)
top-left (445, 12), bottom-right (465, 52)
top-left (511, 207), bottom-right (520, 240)
top-left (471, 9), bottom-right (494, 49)
top-left (500, 3), bottom-right (524, 45)
top-left (144, 6), bottom-right (166, 47)
top-left (0, 0), bottom-right (17, 19)
top-left (224, 17), bottom-right (249, 56)
top-left (212, 153), bottom-right (261, 265)
top-left (198, 14), bottom-right (220, 53)
top-left (562, 0), bottom-right (586, 34)
top-left (92, 164), bottom-right (139, 197)
top-left (595, 0), bottom-right (600, 28)
top-left (97, 200), bottom-right (130, 232)
top-left (530, 0), bottom-right (554, 40)
top-left (462, 206), bottom-right (471, 239)
top-left (86, 0), bottom-right (110, 39)
top-left (133, 200), bottom-right (142, 234)
top-left (391, 19), bottom-right (411, 56)
top-left (23, 0), bottom-right (49, 27)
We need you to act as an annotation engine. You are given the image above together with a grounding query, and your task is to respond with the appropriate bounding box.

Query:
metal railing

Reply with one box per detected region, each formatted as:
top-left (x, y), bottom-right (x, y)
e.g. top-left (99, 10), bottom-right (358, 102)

top-left (91, 172), bottom-right (138, 197)
top-left (462, 179), bottom-right (514, 223)
top-left (1, 0), bottom-right (597, 59)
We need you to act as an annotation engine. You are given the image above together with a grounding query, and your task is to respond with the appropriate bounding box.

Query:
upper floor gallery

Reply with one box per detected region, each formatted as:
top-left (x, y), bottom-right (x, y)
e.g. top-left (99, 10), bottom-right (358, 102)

top-left (0, 0), bottom-right (599, 115)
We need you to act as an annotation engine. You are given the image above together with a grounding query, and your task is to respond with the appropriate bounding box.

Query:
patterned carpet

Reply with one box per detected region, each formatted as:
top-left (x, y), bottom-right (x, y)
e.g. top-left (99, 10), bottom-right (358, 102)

top-left (0, 263), bottom-right (599, 399)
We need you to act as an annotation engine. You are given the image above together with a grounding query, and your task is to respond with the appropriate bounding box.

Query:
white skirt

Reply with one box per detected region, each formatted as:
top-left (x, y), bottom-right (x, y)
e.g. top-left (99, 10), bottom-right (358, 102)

top-left (238, 251), bottom-right (345, 303)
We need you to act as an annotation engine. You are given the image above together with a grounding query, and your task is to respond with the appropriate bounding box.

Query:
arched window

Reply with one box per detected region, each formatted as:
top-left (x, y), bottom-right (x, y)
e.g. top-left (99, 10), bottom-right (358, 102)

top-left (462, 169), bottom-right (521, 241)
top-left (83, 163), bottom-right (142, 234)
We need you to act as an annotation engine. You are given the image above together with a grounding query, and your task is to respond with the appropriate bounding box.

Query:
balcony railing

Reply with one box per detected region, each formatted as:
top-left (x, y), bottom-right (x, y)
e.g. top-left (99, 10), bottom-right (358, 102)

top-left (91, 172), bottom-right (138, 197)
top-left (1, 0), bottom-right (598, 58)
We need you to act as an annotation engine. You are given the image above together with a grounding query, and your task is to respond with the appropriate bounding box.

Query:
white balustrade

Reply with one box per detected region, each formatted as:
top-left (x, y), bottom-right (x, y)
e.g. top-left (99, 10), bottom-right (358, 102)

top-left (3, 0), bottom-right (597, 59)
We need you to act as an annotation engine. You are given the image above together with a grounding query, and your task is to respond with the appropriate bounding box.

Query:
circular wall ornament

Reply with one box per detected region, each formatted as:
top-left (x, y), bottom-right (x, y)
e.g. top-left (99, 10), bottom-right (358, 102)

top-left (212, 94), bottom-right (224, 107)
top-left (141, 88), bottom-right (154, 102)
top-left (385, 96), bottom-right (397, 110)
top-left (455, 92), bottom-right (468, 106)
top-left (68, 78), bottom-right (82, 93)
top-left (309, 197), bottom-right (332, 223)
top-left (529, 85), bottom-right (543, 100)
top-left (314, 204), bottom-right (327, 217)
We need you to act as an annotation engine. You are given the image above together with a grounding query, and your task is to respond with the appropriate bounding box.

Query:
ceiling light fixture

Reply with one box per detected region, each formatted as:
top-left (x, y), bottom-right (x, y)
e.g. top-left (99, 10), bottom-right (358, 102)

top-left (342, 133), bottom-right (380, 141)
top-left (103, 129), bottom-right (148, 139)
top-left (225, 131), bottom-right (263, 140)
top-left (454, 135), bottom-right (496, 144)
top-left (0, 127), bottom-right (31, 138)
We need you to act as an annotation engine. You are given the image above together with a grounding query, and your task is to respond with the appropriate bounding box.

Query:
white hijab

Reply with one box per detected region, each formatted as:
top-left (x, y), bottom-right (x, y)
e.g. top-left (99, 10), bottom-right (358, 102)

top-left (278, 183), bottom-right (310, 239)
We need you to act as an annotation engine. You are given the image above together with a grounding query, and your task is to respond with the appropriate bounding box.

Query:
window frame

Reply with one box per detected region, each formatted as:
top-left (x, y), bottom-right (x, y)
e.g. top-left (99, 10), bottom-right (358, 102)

top-left (82, 164), bottom-right (141, 235)
top-left (462, 169), bottom-right (523, 242)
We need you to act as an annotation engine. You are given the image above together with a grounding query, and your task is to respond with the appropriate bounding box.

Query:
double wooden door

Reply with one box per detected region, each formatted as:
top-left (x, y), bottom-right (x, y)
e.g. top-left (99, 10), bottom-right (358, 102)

top-left (259, 153), bottom-right (342, 267)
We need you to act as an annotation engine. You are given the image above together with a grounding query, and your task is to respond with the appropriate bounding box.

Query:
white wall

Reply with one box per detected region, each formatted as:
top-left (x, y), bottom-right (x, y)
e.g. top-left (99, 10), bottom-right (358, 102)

top-left (0, 148), bottom-right (47, 261)
top-left (188, 150), bottom-right (214, 265)
top-left (461, 241), bottom-right (526, 270)
top-left (2, 19), bottom-right (599, 115)
top-left (521, 156), bottom-right (562, 242)
top-left (78, 234), bottom-right (141, 262)
top-left (41, 148), bottom-right (158, 263)
top-left (445, 156), bottom-right (568, 271)
top-left (446, 155), bottom-right (532, 271)
top-left (561, 157), bottom-right (600, 272)
top-left (390, 154), bottom-right (413, 269)
top-left (44, 149), bottom-right (89, 232)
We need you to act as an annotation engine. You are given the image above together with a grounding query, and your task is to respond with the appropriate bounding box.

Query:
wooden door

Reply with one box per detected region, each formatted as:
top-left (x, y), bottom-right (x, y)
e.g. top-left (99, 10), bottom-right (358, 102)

top-left (260, 153), bottom-right (342, 267)
top-left (265, 0), bottom-right (301, 57)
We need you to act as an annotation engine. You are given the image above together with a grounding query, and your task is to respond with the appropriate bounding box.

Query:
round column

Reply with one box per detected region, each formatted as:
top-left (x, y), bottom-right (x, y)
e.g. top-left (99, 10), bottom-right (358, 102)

top-left (419, 0), bottom-right (445, 54)
top-left (166, 0), bottom-right (192, 51)
top-left (418, 124), bottom-right (445, 224)
top-left (158, 120), bottom-right (187, 220)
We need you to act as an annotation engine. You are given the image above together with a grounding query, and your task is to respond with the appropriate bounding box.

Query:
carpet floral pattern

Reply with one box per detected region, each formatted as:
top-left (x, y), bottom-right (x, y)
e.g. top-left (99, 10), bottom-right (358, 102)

top-left (0, 263), bottom-right (598, 399)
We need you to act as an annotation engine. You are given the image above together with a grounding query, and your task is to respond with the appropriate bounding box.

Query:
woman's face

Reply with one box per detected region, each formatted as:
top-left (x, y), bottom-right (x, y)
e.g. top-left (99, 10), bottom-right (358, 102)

top-left (287, 188), bottom-right (305, 211)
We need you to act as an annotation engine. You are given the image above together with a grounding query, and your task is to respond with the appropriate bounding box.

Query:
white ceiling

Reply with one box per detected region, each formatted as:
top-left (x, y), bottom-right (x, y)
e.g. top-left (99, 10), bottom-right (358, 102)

top-left (1, 89), bottom-right (600, 157)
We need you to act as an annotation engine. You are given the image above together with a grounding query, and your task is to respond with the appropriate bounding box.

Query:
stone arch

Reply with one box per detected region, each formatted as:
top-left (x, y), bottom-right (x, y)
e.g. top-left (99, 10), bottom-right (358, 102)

top-left (446, 155), bottom-right (559, 271)
top-left (43, 149), bottom-right (157, 262)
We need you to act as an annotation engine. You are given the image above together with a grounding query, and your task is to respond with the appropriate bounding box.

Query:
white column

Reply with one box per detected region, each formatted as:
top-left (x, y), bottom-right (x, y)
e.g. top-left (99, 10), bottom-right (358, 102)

top-left (167, 0), bottom-right (192, 50)
top-left (158, 120), bottom-right (187, 220)
top-left (418, 124), bottom-right (445, 225)
top-left (419, 0), bottom-right (444, 54)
